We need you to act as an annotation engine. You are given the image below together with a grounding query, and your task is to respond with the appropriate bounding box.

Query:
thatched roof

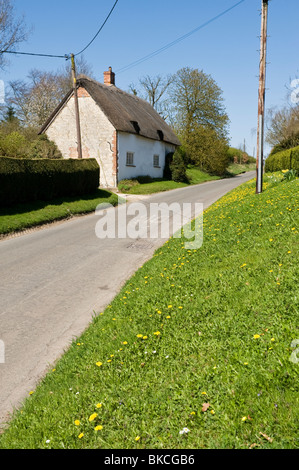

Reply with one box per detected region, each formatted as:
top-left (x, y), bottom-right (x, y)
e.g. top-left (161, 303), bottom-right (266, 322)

top-left (40, 76), bottom-right (181, 147)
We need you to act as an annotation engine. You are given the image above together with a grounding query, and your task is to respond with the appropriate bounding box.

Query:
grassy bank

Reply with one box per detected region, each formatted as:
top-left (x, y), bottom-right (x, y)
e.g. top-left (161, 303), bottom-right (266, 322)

top-left (0, 190), bottom-right (120, 236)
top-left (0, 173), bottom-right (298, 449)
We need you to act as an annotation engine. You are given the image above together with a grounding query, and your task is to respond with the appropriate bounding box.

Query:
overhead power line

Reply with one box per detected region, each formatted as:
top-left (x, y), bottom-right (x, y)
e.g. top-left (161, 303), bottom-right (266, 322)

top-left (0, 49), bottom-right (67, 59)
top-left (0, 0), bottom-right (120, 60)
top-left (74, 0), bottom-right (119, 57)
top-left (116, 0), bottom-right (247, 74)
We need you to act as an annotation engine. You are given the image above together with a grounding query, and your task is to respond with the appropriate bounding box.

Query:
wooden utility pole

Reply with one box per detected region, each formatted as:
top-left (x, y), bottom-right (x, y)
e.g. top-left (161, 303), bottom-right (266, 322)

top-left (256, 0), bottom-right (269, 194)
top-left (71, 54), bottom-right (83, 159)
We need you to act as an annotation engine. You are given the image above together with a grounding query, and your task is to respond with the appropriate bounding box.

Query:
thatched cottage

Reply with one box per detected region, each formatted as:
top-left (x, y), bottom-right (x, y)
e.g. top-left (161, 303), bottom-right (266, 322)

top-left (39, 68), bottom-right (181, 188)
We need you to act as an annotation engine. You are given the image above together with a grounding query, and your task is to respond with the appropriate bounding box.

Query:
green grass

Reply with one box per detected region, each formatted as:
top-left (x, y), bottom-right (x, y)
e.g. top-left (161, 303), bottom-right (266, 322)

top-left (0, 190), bottom-right (120, 236)
top-left (0, 172), bottom-right (298, 449)
top-left (117, 164), bottom-right (254, 195)
top-left (226, 162), bottom-right (256, 175)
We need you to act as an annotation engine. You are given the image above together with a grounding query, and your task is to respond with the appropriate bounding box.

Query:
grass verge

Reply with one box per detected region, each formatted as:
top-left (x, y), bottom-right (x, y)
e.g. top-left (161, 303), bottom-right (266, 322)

top-left (117, 164), bottom-right (255, 195)
top-left (0, 173), bottom-right (298, 449)
top-left (0, 189), bottom-right (120, 236)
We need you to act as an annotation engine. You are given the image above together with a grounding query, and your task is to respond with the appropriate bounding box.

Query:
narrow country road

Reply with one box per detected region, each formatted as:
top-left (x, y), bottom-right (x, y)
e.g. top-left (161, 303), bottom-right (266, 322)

top-left (0, 171), bottom-right (255, 425)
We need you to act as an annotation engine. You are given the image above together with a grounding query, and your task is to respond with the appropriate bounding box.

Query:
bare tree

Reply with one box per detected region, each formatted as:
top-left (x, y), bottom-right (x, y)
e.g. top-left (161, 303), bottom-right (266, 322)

top-left (57, 55), bottom-right (95, 96)
top-left (0, 0), bottom-right (28, 69)
top-left (266, 105), bottom-right (299, 147)
top-left (129, 74), bottom-right (174, 117)
top-left (8, 57), bottom-right (94, 128)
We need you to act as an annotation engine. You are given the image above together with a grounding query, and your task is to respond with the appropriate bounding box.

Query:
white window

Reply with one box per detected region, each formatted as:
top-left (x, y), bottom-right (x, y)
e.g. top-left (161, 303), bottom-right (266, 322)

top-left (126, 152), bottom-right (134, 166)
top-left (153, 155), bottom-right (160, 167)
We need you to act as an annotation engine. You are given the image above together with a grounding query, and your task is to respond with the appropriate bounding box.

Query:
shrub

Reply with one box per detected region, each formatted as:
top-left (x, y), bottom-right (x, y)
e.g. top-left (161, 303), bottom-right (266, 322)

top-left (265, 145), bottom-right (299, 172)
top-left (27, 134), bottom-right (63, 159)
top-left (0, 157), bottom-right (100, 207)
top-left (118, 179), bottom-right (140, 193)
top-left (0, 132), bottom-right (29, 158)
top-left (170, 148), bottom-right (188, 183)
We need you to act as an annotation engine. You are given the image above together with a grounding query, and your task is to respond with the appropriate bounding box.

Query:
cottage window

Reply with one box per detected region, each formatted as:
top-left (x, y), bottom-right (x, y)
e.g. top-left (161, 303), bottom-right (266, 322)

top-left (153, 155), bottom-right (160, 167)
top-left (126, 152), bottom-right (134, 166)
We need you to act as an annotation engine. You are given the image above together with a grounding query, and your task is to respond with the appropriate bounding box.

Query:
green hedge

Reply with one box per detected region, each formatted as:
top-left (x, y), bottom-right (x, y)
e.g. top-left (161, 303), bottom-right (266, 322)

top-left (265, 146), bottom-right (299, 173)
top-left (0, 157), bottom-right (100, 207)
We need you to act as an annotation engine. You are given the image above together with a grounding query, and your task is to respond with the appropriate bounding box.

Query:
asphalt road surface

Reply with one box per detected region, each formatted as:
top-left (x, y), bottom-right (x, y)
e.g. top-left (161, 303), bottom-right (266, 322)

top-left (0, 171), bottom-right (255, 425)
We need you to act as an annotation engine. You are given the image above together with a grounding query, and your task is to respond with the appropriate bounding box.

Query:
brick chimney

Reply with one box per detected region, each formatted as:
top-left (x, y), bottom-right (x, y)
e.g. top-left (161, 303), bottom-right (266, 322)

top-left (104, 66), bottom-right (115, 86)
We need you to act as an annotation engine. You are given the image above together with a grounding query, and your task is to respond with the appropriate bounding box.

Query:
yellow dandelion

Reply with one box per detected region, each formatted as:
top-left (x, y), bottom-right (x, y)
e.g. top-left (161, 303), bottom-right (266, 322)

top-left (89, 413), bottom-right (98, 422)
top-left (241, 416), bottom-right (247, 422)
top-left (78, 433), bottom-right (84, 439)
top-left (96, 362), bottom-right (103, 367)
top-left (95, 425), bottom-right (103, 431)
top-left (253, 334), bottom-right (260, 339)
top-left (123, 341), bottom-right (128, 345)
top-left (137, 334), bottom-right (143, 338)
top-left (96, 403), bottom-right (102, 409)
top-left (135, 436), bottom-right (141, 441)
top-left (154, 331), bottom-right (161, 336)
top-left (74, 420), bottom-right (80, 426)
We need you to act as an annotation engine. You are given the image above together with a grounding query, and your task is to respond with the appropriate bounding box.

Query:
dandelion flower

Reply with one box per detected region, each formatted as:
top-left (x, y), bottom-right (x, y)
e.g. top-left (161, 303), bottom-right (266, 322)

top-left (96, 403), bottom-right (102, 409)
top-left (96, 362), bottom-right (103, 367)
top-left (78, 433), bottom-right (84, 439)
top-left (95, 425), bottom-right (103, 431)
top-left (74, 420), bottom-right (80, 426)
top-left (137, 334), bottom-right (143, 338)
top-left (241, 416), bottom-right (247, 422)
top-left (253, 334), bottom-right (260, 339)
top-left (135, 436), bottom-right (141, 441)
top-left (154, 331), bottom-right (161, 336)
top-left (89, 413), bottom-right (98, 422)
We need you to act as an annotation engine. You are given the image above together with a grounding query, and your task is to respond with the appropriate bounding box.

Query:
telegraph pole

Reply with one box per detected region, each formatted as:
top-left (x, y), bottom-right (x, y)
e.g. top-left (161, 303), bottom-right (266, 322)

top-left (71, 53), bottom-right (83, 159)
top-left (256, 0), bottom-right (269, 194)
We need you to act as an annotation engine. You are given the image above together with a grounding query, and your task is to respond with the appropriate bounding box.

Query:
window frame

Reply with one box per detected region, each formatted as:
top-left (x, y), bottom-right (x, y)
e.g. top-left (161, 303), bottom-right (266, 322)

top-left (126, 152), bottom-right (135, 167)
top-left (153, 154), bottom-right (160, 168)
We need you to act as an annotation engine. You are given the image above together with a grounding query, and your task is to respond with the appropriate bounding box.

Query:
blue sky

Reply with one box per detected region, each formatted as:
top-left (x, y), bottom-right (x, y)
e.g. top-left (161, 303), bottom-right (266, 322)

top-left (2, 0), bottom-right (299, 156)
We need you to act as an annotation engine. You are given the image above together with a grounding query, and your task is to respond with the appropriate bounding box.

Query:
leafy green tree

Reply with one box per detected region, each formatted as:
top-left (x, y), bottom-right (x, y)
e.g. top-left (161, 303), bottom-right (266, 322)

top-left (186, 125), bottom-right (229, 175)
top-left (168, 67), bottom-right (229, 174)
top-left (169, 67), bottom-right (229, 140)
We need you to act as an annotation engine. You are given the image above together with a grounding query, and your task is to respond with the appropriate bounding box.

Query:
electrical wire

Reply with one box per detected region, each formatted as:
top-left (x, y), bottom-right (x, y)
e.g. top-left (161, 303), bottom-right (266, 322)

top-left (116, 0), bottom-right (247, 74)
top-left (0, 0), bottom-right (119, 60)
top-left (74, 0), bottom-right (119, 57)
top-left (0, 49), bottom-right (67, 59)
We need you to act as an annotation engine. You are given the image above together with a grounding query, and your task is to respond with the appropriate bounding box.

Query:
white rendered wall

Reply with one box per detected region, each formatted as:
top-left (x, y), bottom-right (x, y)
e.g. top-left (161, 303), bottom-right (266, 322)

top-left (117, 132), bottom-right (175, 182)
top-left (45, 93), bottom-right (116, 188)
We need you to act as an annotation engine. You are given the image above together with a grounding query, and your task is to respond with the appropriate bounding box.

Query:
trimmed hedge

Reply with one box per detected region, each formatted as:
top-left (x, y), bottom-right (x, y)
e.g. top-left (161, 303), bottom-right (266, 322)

top-left (0, 157), bottom-right (100, 207)
top-left (265, 146), bottom-right (299, 173)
